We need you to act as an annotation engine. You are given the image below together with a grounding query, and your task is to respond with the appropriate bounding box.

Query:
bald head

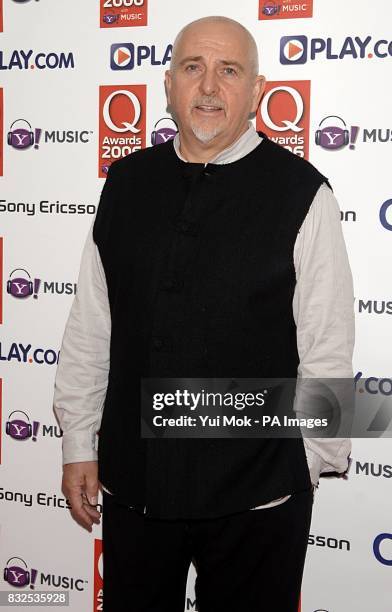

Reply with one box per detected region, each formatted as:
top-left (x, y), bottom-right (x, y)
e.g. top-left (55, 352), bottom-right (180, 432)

top-left (165, 15), bottom-right (265, 161)
top-left (171, 16), bottom-right (259, 77)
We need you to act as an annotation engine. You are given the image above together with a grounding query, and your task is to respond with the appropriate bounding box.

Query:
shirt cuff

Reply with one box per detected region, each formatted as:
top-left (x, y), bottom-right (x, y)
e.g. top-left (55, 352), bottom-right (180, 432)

top-left (62, 431), bottom-right (98, 465)
top-left (304, 445), bottom-right (323, 486)
top-left (304, 439), bottom-right (351, 487)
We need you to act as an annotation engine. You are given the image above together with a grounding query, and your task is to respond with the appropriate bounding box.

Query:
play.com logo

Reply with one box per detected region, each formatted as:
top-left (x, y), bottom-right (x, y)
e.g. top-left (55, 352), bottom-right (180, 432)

top-left (110, 42), bottom-right (172, 71)
top-left (280, 36), bottom-right (308, 64)
top-left (280, 34), bottom-right (392, 64)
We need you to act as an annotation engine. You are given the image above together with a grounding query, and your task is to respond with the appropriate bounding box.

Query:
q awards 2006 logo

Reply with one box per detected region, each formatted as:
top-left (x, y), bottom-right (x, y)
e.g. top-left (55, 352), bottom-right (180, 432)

top-left (93, 539), bottom-right (103, 611)
top-left (256, 81), bottom-right (310, 159)
top-left (0, 88), bottom-right (3, 176)
top-left (259, 0), bottom-right (313, 20)
top-left (99, 85), bottom-right (146, 177)
top-left (100, 0), bottom-right (147, 28)
top-left (0, 379), bottom-right (3, 464)
top-left (0, 235), bottom-right (3, 324)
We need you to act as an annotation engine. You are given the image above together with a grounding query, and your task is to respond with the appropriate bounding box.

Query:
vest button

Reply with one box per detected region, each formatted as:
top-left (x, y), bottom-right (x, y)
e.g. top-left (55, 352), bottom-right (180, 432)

top-left (152, 337), bottom-right (164, 350)
top-left (179, 221), bottom-right (190, 232)
top-left (161, 277), bottom-right (184, 292)
top-left (151, 336), bottom-right (173, 352)
top-left (173, 218), bottom-right (198, 235)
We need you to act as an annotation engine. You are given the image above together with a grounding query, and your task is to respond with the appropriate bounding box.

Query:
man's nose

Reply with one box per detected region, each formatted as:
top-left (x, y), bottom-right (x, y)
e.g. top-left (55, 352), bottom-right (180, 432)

top-left (199, 69), bottom-right (219, 96)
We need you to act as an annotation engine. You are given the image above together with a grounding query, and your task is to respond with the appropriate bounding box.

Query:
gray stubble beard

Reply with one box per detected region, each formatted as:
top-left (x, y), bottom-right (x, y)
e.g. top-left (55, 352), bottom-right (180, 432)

top-left (190, 122), bottom-right (224, 144)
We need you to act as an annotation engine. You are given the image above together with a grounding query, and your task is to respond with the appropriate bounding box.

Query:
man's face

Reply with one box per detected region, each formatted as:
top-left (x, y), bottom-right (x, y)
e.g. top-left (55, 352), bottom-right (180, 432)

top-left (165, 22), bottom-right (265, 147)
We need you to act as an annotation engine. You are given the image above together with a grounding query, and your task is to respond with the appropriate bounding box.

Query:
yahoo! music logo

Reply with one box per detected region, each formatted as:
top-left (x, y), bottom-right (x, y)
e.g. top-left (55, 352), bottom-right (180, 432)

top-left (5, 410), bottom-right (40, 441)
top-left (259, 1), bottom-right (313, 20)
top-left (100, 0), bottom-right (147, 28)
top-left (7, 119), bottom-right (39, 150)
top-left (315, 116), bottom-right (359, 150)
top-left (261, 2), bottom-right (280, 16)
top-left (8, 119), bottom-right (92, 151)
top-left (7, 268), bottom-right (40, 299)
top-left (3, 556), bottom-right (87, 591)
top-left (3, 557), bottom-right (38, 588)
top-left (6, 265), bottom-right (76, 301)
top-left (151, 117), bottom-right (177, 146)
top-left (102, 11), bottom-right (118, 24)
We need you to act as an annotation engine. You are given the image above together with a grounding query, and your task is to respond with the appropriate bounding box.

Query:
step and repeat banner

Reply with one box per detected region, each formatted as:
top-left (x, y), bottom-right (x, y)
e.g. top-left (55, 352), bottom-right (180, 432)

top-left (0, 1), bottom-right (391, 610)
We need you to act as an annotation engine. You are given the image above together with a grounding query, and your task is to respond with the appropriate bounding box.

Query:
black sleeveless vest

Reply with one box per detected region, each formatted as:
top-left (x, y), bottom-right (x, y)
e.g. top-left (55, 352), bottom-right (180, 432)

top-left (93, 133), bottom-right (329, 519)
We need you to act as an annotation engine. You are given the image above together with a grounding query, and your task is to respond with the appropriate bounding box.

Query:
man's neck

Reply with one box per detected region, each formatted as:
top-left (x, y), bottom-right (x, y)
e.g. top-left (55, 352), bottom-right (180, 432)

top-left (178, 123), bottom-right (250, 163)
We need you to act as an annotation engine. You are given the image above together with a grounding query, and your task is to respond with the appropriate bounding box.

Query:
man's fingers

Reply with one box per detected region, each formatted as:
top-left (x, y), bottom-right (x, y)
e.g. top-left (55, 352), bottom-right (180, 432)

top-left (64, 487), bottom-right (101, 530)
top-left (84, 475), bottom-right (99, 506)
top-left (81, 493), bottom-right (101, 522)
top-left (61, 461), bottom-right (100, 531)
top-left (82, 473), bottom-right (101, 524)
top-left (66, 489), bottom-right (95, 531)
top-left (83, 503), bottom-right (101, 521)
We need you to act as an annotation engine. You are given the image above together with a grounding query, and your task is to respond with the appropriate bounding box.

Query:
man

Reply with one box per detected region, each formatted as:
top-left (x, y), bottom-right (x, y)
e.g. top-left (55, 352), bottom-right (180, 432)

top-left (54, 16), bottom-right (354, 612)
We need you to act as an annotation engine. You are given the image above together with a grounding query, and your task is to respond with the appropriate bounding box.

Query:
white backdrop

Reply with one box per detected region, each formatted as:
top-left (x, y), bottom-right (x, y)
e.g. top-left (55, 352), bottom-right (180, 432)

top-left (0, 1), bottom-right (391, 610)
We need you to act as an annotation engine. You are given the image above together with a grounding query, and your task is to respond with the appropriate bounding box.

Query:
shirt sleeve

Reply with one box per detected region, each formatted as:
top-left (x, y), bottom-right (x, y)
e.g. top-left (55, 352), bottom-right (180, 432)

top-left (53, 219), bottom-right (111, 465)
top-left (292, 182), bottom-right (355, 486)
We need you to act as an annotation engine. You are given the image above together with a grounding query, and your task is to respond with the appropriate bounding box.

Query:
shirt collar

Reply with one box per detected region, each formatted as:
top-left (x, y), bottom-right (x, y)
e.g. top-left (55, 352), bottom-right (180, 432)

top-left (173, 122), bottom-right (262, 166)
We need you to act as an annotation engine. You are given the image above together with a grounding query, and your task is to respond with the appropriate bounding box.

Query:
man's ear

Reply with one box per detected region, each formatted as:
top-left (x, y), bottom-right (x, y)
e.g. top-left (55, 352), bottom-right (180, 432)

top-left (164, 70), bottom-right (172, 105)
top-left (251, 75), bottom-right (266, 114)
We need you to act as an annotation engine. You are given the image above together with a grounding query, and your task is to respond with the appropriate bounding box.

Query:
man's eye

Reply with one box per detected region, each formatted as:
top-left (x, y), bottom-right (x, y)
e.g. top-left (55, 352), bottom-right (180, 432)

top-left (185, 64), bottom-right (199, 72)
top-left (223, 67), bottom-right (236, 76)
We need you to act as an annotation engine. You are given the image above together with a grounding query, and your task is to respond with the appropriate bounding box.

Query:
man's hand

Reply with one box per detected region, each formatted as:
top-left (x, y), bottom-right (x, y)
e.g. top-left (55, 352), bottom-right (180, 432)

top-left (62, 461), bottom-right (101, 532)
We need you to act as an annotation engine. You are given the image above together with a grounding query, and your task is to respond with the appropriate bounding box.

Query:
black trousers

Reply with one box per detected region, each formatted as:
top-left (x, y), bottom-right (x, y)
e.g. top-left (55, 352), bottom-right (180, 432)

top-left (102, 487), bottom-right (313, 612)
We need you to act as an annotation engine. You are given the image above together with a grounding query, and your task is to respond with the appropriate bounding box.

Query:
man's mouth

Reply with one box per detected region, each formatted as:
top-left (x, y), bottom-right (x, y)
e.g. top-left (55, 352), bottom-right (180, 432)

top-left (194, 104), bottom-right (224, 113)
